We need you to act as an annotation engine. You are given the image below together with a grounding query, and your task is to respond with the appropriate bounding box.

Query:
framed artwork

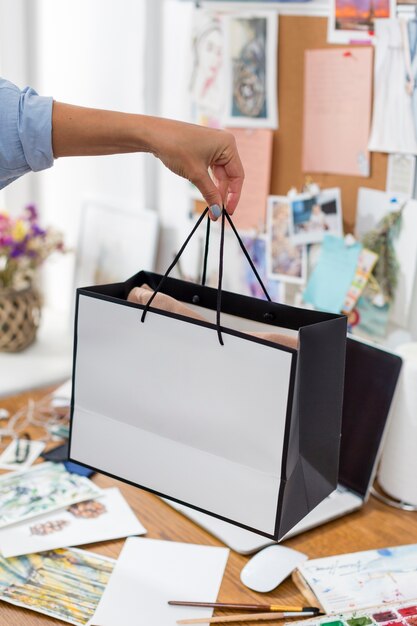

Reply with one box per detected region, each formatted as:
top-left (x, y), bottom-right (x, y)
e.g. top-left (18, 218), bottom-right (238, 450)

top-left (224, 12), bottom-right (278, 128)
top-left (74, 201), bottom-right (159, 289)
top-left (266, 195), bottom-right (307, 284)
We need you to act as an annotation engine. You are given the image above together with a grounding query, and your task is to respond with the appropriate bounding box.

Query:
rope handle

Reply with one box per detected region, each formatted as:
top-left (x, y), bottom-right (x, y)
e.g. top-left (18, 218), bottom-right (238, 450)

top-left (141, 207), bottom-right (271, 345)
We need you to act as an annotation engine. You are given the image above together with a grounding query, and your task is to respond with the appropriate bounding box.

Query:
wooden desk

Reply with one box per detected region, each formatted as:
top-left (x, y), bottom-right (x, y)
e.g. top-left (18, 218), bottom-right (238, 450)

top-left (2, 387), bottom-right (417, 626)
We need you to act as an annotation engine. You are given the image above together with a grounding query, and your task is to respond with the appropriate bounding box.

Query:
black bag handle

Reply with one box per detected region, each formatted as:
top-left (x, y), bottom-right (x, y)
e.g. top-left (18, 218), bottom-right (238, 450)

top-left (141, 207), bottom-right (271, 345)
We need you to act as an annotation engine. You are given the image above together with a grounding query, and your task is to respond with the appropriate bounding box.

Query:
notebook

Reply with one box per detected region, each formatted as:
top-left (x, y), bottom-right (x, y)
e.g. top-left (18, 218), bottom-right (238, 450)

top-left (163, 336), bottom-right (402, 553)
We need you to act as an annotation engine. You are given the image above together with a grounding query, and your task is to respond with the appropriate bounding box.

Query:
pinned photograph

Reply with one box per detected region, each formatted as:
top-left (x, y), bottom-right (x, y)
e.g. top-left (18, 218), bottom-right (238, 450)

top-left (289, 188), bottom-right (343, 246)
top-left (224, 13), bottom-right (278, 128)
top-left (266, 196), bottom-right (307, 284)
top-left (328, 0), bottom-right (393, 44)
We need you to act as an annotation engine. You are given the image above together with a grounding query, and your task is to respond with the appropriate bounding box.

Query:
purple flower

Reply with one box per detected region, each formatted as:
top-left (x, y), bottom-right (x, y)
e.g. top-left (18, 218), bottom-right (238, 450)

top-left (25, 204), bottom-right (38, 221)
top-left (0, 235), bottom-right (13, 246)
top-left (31, 224), bottom-right (46, 237)
top-left (10, 243), bottom-right (26, 258)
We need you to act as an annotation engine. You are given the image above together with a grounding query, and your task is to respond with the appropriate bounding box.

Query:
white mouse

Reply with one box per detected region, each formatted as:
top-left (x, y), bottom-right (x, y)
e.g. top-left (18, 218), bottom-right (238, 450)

top-left (240, 544), bottom-right (308, 593)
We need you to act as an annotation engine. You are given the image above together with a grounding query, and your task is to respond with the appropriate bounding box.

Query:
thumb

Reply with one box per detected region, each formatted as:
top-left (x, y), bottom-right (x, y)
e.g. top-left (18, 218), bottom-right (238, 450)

top-left (193, 170), bottom-right (223, 220)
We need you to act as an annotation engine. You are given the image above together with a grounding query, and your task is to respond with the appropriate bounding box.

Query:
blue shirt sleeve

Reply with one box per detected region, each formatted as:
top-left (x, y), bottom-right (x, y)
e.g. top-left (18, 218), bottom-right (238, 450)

top-left (0, 78), bottom-right (54, 190)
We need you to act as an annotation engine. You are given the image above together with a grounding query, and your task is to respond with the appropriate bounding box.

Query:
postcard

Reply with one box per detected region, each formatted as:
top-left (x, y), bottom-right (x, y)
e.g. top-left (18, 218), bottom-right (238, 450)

top-left (0, 547), bottom-right (115, 625)
top-left (289, 189), bottom-right (343, 246)
top-left (328, 0), bottom-right (393, 44)
top-left (224, 13), bottom-right (278, 128)
top-left (90, 537), bottom-right (229, 626)
top-left (0, 487), bottom-right (146, 558)
top-left (0, 461), bottom-right (102, 529)
top-left (297, 543), bottom-right (417, 614)
top-left (266, 195), bottom-right (307, 284)
top-left (0, 438), bottom-right (45, 470)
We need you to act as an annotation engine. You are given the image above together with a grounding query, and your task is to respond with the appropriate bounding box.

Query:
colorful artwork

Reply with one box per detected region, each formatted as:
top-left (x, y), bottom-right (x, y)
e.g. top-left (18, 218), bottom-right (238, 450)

top-left (0, 547), bottom-right (115, 625)
top-left (190, 10), bottom-right (225, 127)
top-left (328, 0), bottom-right (393, 43)
top-left (267, 196), bottom-right (307, 284)
top-left (225, 13), bottom-right (278, 128)
top-left (0, 462), bottom-right (101, 529)
top-left (287, 602), bottom-right (417, 626)
top-left (241, 235), bottom-right (281, 301)
top-left (297, 543), bottom-right (417, 614)
top-left (0, 487), bottom-right (146, 558)
top-left (289, 189), bottom-right (343, 246)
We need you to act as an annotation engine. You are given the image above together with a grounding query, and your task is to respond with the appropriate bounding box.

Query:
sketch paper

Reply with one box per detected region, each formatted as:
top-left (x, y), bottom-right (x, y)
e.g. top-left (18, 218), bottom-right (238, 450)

top-left (356, 188), bottom-right (417, 328)
top-left (224, 13), bottom-right (278, 128)
top-left (302, 48), bottom-right (373, 177)
top-left (0, 487), bottom-right (146, 558)
top-left (226, 127), bottom-right (273, 231)
top-left (297, 543), bottom-right (417, 614)
top-left (328, 0), bottom-right (392, 44)
top-left (368, 20), bottom-right (417, 155)
top-left (190, 8), bottom-right (225, 128)
top-left (303, 235), bottom-right (362, 314)
top-left (267, 196), bottom-right (307, 284)
top-left (386, 154), bottom-right (416, 196)
top-left (0, 462), bottom-right (102, 529)
top-left (90, 537), bottom-right (229, 626)
top-left (0, 547), bottom-right (114, 625)
top-left (0, 438), bottom-right (45, 470)
top-left (289, 188), bottom-right (343, 246)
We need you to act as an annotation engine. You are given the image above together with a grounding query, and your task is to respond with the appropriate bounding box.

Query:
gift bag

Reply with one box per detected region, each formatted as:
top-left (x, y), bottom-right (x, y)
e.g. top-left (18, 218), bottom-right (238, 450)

top-left (70, 209), bottom-right (347, 540)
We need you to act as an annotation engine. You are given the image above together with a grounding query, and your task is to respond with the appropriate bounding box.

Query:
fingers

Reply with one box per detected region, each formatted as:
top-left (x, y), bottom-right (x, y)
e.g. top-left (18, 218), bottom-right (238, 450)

top-left (221, 152), bottom-right (244, 216)
top-left (192, 170), bottom-right (223, 220)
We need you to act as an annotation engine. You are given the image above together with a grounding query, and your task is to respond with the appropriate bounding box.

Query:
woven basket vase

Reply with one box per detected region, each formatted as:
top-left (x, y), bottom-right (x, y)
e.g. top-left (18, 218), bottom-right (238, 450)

top-left (0, 287), bottom-right (42, 352)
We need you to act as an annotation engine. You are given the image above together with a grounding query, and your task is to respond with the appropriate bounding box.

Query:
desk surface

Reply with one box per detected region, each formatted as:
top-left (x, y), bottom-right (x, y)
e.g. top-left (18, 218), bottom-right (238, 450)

top-left (2, 386), bottom-right (417, 626)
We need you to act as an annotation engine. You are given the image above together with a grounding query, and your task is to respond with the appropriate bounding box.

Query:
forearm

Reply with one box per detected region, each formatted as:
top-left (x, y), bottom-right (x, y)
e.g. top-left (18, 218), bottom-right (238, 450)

top-left (52, 101), bottom-right (157, 157)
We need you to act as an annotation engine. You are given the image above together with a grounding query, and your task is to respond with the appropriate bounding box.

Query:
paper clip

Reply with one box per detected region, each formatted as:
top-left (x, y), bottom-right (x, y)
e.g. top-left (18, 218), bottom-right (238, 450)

top-left (14, 433), bottom-right (31, 464)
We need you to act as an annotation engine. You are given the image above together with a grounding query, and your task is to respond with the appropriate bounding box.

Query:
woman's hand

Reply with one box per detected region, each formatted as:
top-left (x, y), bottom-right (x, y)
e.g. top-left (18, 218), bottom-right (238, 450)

top-left (146, 118), bottom-right (244, 219)
top-left (52, 103), bottom-right (244, 220)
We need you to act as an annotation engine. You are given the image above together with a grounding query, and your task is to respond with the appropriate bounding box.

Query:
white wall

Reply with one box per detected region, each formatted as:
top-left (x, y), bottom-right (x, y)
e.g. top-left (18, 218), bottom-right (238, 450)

top-left (33, 0), bottom-right (148, 313)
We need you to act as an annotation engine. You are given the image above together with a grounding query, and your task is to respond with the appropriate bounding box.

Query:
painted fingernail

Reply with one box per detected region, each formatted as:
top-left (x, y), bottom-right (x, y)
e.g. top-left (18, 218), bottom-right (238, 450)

top-left (209, 204), bottom-right (222, 219)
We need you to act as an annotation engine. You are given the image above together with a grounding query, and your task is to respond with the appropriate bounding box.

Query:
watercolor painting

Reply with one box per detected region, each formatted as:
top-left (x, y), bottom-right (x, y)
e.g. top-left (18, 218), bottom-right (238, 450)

top-left (298, 543), bottom-right (417, 614)
top-left (0, 462), bottom-right (101, 529)
top-left (0, 547), bottom-right (115, 625)
top-left (241, 235), bottom-right (281, 301)
top-left (190, 10), bottom-right (225, 127)
top-left (328, 0), bottom-right (393, 43)
top-left (0, 487), bottom-right (146, 558)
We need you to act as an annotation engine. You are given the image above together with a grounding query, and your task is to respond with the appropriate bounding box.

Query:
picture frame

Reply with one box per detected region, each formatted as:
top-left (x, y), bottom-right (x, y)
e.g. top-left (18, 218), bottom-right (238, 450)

top-left (74, 201), bottom-right (159, 289)
top-left (288, 188), bottom-right (343, 247)
top-left (266, 195), bottom-right (307, 284)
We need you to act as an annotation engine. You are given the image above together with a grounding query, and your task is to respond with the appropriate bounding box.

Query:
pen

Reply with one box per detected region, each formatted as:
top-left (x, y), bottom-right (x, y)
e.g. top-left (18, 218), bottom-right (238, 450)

top-left (176, 610), bottom-right (318, 624)
top-left (169, 602), bottom-right (321, 614)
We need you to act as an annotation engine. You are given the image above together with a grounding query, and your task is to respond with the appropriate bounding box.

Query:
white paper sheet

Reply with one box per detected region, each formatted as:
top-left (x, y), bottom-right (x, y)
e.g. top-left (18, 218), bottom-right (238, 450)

top-left (90, 537), bottom-right (229, 626)
top-left (0, 439), bottom-right (45, 470)
top-left (0, 487), bottom-right (146, 558)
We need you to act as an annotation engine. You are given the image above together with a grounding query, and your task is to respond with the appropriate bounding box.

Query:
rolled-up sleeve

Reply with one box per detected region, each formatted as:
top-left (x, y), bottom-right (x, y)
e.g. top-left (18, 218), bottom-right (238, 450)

top-left (0, 78), bottom-right (54, 190)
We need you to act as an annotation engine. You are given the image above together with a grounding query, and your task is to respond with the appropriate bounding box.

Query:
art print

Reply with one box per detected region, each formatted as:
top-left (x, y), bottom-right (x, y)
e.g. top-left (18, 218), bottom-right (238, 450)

top-left (0, 547), bottom-right (114, 625)
top-left (0, 462), bottom-right (101, 529)
top-left (190, 9), bottom-right (225, 127)
top-left (266, 196), bottom-right (307, 284)
top-left (328, 0), bottom-right (393, 44)
top-left (224, 13), bottom-right (278, 128)
top-left (0, 487), bottom-right (146, 558)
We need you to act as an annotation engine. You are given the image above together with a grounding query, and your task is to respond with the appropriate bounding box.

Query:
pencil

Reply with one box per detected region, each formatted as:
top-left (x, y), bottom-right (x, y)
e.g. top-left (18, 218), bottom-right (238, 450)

top-left (176, 610), bottom-right (317, 624)
top-left (169, 602), bottom-right (321, 613)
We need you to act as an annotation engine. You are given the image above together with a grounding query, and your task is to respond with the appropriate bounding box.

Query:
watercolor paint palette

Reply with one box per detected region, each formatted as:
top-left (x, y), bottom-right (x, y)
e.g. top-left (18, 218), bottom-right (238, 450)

top-left (288, 603), bottom-right (417, 626)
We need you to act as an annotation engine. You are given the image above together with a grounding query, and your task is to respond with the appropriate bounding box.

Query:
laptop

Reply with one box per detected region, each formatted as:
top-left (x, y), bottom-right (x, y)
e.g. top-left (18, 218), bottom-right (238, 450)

top-left (162, 336), bottom-right (402, 553)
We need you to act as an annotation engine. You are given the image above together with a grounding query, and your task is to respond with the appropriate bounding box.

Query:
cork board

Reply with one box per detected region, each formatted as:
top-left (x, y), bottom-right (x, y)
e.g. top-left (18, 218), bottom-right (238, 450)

top-left (273, 15), bottom-right (386, 232)
top-left (195, 15), bottom-right (386, 232)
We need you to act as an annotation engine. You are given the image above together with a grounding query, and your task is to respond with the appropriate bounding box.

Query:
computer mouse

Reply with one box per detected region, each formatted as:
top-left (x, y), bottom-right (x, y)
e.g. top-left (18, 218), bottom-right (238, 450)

top-left (240, 544), bottom-right (308, 593)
